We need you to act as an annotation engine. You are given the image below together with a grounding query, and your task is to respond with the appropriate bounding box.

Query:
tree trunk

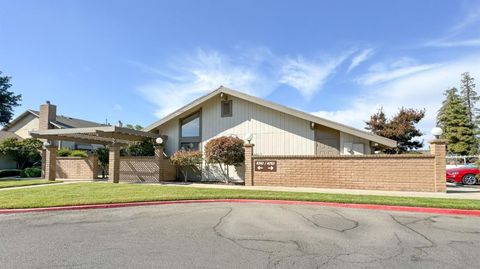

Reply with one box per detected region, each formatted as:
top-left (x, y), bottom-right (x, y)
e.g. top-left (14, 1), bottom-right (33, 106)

top-left (226, 166), bottom-right (230, 184)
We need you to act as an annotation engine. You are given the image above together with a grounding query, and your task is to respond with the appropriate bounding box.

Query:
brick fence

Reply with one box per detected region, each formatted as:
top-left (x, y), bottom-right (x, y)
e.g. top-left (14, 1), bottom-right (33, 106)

top-left (118, 147), bottom-right (176, 183)
top-left (244, 140), bottom-right (447, 192)
top-left (56, 155), bottom-right (99, 179)
top-left (119, 156), bottom-right (176, 183)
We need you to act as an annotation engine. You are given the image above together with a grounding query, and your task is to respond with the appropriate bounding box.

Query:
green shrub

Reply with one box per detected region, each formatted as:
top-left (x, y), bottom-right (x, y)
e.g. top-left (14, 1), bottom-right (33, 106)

top-left (70, 150), bottom-right (88, 158)
top-left (57, 148), bottom-right (88, 158)
top-left (21, 167), bottom-right (42, 178)
top-left (57, 147), bottom-right (72, 157)
top-left (0, 169), bottom-right (22, 178)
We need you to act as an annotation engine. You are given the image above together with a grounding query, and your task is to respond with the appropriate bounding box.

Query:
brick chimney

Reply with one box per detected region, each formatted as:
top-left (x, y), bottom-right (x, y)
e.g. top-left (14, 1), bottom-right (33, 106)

top-left (39, 101), bottom-right (57, 130)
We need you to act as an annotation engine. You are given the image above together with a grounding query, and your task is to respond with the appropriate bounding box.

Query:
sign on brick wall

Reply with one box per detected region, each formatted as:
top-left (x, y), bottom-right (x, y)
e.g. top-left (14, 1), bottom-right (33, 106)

top-left (254, 160), bottom-right (277, 172)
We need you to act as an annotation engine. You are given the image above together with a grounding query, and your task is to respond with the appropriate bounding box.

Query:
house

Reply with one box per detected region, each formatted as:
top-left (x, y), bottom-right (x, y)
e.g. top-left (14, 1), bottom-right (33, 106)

top-left (145, 86), bottom-right (397, 181)
top-left (1, 101), bottom-right (105, 151)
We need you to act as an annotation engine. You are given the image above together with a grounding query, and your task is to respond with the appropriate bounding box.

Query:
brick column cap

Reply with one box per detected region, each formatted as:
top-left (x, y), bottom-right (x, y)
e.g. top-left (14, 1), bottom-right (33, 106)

top-left (244, 143), bottom-right (254, 147)
top-left (429, 139), bottom-right (448, 145)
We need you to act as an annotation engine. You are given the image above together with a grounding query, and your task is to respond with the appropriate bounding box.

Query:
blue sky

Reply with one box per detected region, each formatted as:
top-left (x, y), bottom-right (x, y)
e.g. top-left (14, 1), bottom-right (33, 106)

top-left (1, 0), bottom-right (480, 140)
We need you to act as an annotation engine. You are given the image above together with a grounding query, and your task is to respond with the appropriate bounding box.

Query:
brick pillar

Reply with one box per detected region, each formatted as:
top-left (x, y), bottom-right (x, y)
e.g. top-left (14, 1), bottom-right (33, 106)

top-left (244, 144), bottom-right (254, 186)
top-left (91, 155), bottom-right (99, 180)
top-left (430, 139), bottom-right (447, 192)
top-left (109, 144), bottom-right (121, 183)
top-left (44, 145), bottom-right (57, 181)
top-left (41, 148), bottom-right (46, 178)
top-left (154, 145), bottom-right (164, 182)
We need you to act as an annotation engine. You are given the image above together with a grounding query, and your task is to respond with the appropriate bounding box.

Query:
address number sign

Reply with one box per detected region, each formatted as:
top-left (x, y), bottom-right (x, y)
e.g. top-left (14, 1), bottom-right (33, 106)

top-left (254, 160), bottom-right (277, 172)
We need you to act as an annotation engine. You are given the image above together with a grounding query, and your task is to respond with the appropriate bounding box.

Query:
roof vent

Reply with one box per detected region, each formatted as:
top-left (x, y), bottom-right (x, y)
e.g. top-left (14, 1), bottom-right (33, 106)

top-left (46, 101), bottom-right (51, 104)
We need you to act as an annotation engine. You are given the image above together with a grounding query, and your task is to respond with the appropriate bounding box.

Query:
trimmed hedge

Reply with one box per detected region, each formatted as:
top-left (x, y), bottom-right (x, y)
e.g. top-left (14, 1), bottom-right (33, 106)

top-left (57, 148), bottom-right (88, 158)
top-left (0, 169), bottom-right (22, 178)
top-left (21, 167), bottom-right (42, 178)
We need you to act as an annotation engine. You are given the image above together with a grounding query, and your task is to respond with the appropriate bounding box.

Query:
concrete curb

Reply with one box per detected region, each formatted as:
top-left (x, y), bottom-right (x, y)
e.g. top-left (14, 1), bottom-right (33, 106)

top-left (1, 199), bottom-right (480, 216)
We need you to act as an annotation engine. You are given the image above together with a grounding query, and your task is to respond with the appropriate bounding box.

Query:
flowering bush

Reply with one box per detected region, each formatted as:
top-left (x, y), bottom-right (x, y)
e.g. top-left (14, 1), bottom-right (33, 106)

top-left (204, 136), bottom-right (244, 183)
top-left (170, 150), bottom-right (202, 182)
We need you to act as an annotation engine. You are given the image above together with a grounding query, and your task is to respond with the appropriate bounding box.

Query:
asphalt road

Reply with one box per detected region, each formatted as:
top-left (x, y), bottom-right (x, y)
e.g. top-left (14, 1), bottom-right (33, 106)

top-left (1, 203), bottom-right (479, 269)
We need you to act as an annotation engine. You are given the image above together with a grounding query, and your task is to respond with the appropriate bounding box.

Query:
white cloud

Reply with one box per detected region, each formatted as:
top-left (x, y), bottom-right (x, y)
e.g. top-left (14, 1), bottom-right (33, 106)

top-left (137, 48), bottom-right (280, 117)
top-left (137, 48), bottom-right (353, 117)
top-left (424, 38), bottom-right (480, 48)
top-left (313, 55), bottom-right (480, 146)
top-left (279, 52), bottom-right (351, 98)
top-left (347, 48), bottom-right (375, 72)
top-left (356, 58), bottom-right (437, 85)
top-left (424, 5), bottom-right (480, 48)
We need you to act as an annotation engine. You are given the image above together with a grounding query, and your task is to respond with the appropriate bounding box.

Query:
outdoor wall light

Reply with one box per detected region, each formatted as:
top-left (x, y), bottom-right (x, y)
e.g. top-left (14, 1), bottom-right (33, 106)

top-left (155, 137), bottom-right (163, 145)
top-left (245, 133), bottom-right (253, 144)
top-left (43, 141), bottom-right (51, 148)
top-left (431, 127), bottom-right (443, 139)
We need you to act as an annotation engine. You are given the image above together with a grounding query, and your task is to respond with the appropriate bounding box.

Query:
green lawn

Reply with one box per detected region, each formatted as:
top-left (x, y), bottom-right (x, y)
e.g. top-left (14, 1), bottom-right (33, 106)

top-left (0, 182), bottom-right (479, 210)
top-left (0, 179), bottom-right (61, 189)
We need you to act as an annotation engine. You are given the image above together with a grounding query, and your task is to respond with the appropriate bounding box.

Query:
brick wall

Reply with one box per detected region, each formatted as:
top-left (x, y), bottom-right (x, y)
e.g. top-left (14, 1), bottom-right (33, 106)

top-left (56, 155), bottom-right (98, 179)
top-left (247, 140), bottom-right (447, 192)
top-left (118, 156), bottom-right (176, 183)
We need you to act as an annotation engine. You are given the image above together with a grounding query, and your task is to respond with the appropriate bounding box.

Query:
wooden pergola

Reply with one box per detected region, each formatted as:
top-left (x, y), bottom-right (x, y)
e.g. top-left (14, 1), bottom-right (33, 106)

top-left (30, 126), bottom-right (162, 183)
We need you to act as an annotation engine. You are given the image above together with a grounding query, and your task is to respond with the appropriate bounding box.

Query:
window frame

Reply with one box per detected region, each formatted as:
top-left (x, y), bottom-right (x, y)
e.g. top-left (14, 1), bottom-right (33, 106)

top-left (179, 110), bottom-right (202, 151)
top-left (221, 100), bottom-right (233, 117)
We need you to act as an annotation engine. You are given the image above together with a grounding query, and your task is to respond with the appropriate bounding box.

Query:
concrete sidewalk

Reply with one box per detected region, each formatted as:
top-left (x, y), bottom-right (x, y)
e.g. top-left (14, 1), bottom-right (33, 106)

top-left (158, 182), bottom-right (480, 200)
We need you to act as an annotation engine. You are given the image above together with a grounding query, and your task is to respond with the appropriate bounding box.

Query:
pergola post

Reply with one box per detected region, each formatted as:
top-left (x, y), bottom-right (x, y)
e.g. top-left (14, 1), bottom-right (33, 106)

top-left (109, 143), bottom-right (121, 183)
top-left (44, 144), bottom-right (57, 181)
top-left (154, 145), bottom-right (164, 182)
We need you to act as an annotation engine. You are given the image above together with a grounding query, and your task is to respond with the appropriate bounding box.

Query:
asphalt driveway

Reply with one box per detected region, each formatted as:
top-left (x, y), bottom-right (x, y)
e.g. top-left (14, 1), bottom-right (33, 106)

top-left (1, 203), bottom-right (479, 268)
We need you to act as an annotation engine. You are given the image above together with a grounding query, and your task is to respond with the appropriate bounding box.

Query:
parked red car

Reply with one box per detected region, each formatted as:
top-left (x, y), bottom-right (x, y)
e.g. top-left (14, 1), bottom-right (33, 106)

top-left (446, 164), bottom-right (479, 185)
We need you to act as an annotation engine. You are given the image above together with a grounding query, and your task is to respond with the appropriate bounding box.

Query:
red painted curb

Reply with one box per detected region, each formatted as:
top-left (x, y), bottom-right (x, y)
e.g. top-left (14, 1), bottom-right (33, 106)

top-left (1, 199), bottom-right (480, 217)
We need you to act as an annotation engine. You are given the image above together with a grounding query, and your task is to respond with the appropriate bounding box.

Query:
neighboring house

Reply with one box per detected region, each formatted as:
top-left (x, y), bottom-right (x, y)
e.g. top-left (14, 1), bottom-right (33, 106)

top-left (1, 101), bottom-right (105, 151)
top-left (0, 131), bottom-right (22, 169)
top-left (145, 86), bottom-right (396, 181)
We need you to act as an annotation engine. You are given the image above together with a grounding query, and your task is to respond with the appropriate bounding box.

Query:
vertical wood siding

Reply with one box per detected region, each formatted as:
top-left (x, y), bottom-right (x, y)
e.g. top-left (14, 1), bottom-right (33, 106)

top-left (201, 95), bottom-right (315, 155)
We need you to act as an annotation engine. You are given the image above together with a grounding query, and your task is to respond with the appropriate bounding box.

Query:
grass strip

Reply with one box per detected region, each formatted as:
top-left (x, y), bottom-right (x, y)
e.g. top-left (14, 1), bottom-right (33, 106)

top-left (0, 179), bottom-right (61, 189)
top-left (0, 182), bottom-right (479, 210)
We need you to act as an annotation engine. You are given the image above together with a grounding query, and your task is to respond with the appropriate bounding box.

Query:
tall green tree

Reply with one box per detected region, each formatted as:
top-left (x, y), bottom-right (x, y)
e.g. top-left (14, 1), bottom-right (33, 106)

top-left (365, 107), bottom-right (425, 154)
top-left (437, 87), bottom-right (477, 155)
top-left (460, 72), bottom-right (478, 124)
top-left (0, 71), bottom-right (22, 126)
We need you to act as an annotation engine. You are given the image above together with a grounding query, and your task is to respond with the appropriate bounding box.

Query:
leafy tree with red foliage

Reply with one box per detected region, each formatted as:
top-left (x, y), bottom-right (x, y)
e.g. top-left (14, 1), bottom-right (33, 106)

top-left (170, 150), bottom-right (202, 182)
top-left (365, 107), bottom-right (425, 154)
top-left (204, 136), bottom-right (244, 183)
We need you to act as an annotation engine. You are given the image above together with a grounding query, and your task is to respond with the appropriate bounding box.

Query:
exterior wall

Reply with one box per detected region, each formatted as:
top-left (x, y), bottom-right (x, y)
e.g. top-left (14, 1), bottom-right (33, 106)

top-left (202, 95), bottom-right (315, 156)
top-left (251, 155), bottom-right (436, 192)
top-left (118, 156), bottom-right (176, 183)
top-left (340, 132), bottom-right (372, 155)
top-left (157, 120), bottom-right (179, 156)
top-left (8, 114), bottom-right (39, 139)
top-left (56, 156), bottom-right (99, 179)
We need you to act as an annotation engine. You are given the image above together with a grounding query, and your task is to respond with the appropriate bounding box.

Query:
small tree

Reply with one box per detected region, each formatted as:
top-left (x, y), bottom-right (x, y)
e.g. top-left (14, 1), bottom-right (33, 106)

top-left (94, 146), bottom-right (109, 178)
top-left (0, 138), bottom-right (42, 169)
top-left (170, 150), bottom-right (202, 182)
top-left (204, 136), bottom-right (244, 183)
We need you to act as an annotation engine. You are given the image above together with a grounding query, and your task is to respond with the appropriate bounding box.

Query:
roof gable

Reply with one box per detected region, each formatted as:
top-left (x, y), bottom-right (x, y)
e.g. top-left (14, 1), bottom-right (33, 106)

top-left (2, 110), bottom-right (104, 131)
top-left (144, 86), bottom-right (397, 148)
